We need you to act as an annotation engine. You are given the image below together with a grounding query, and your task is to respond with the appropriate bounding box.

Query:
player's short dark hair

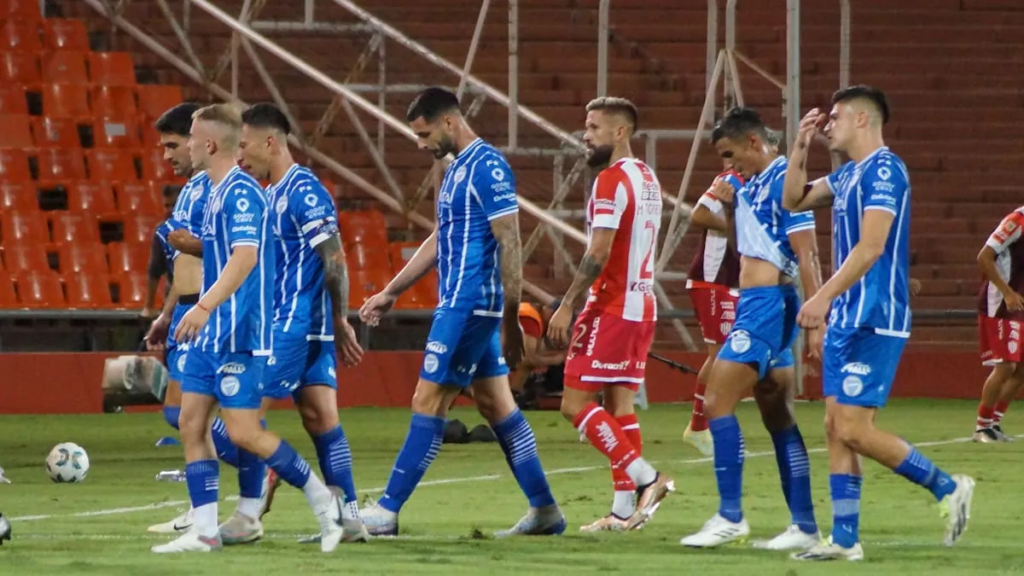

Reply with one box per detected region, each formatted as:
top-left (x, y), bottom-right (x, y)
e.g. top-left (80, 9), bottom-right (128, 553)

top-left (710, 107), bottom-right (769, 144)
top-left (585, 96), bottom-right (639, 132)
top-left (154, 102), bottom-right (201, 136)
top-left (241, 102), bottom-right (291, 135)
top-left (406, 87), bottom-right (461, 123)
top-left (832, 84), bottom-right (890, 125)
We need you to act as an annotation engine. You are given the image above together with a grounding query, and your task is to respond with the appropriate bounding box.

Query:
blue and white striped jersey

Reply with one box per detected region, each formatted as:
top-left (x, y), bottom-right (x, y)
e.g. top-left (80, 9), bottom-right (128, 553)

top-left (196, 166), bottom-right (275, 355)
top-left (825, 146), bottom-right (911, 337)
top-left (435, 138), bottom-right (518, 315)
top-left (734, 156), bottom-right (816, 277)
top-left (168, 171), bottom-right (211, 241)
top-left (267, 164), bottom-right (339, 340)
top-left (153, 219), bottom-right (177, 273)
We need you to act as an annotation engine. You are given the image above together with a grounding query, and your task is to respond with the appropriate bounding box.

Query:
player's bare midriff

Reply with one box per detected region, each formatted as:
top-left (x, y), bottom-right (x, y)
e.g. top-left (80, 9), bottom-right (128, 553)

top-left (173, 253), bottom-right (202, 296)
top-left (739, 256), bottom-right (793, 289)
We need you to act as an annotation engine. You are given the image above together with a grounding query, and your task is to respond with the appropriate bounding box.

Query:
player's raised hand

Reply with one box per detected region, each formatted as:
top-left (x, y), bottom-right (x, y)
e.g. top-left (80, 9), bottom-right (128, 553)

top-left (711, 178), bottom-right (735, 204)
top-left (797, 108), bottom-right (827, 149)
top-left (174, 305), bottom-right (210, 344)
top-left (546, 303), bottom-right (574, 349)
top-left (797, 293), bottom-right (830, 330)
top-left (334, 315), bottom-right (364, 367)
top-left (358, 291), bottom-right (396, 327)
top-left (144, 313), bottom-right (171, 351)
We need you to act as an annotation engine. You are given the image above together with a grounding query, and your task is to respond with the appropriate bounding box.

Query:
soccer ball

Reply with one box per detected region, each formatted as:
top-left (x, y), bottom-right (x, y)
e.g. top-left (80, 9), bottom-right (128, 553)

top-left (45, 442), bottom-right (90, 483)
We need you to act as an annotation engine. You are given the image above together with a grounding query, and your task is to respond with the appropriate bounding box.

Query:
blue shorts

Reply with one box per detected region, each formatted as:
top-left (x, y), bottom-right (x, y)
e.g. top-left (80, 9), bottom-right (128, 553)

top-left (419, 308), bottom-right (510, 388)
top-left (180, 348), bottom-right (267, 410)
top-left (769, 347), bottom-right (795, 371)
top-left (164, 301), bottom-right (193, 382)
top-left (717, 285), bottom-right (800, 380)
top-left (823, 327), bottom-right (906, 408)
top-left (263, 333), bottom-right (337, 400)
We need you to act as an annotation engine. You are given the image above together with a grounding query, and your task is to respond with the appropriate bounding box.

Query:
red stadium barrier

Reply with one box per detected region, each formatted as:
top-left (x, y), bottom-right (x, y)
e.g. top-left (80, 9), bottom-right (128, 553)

top-left (0, 351), bottom-right (1003, 414)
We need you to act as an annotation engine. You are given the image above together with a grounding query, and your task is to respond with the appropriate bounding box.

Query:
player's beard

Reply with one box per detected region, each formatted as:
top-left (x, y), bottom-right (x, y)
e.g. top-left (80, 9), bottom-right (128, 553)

top-left (586, 144), bottom-right (614, 168)
top-left (433, 134), bottom-right (457, 159)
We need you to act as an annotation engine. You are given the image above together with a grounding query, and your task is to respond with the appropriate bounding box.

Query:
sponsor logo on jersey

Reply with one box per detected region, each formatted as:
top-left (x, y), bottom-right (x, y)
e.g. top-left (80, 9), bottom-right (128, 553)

top-left (425, 341), bottom-right (448, 354)
top-left (719, 321), bottom-right (733, 335)
top-left (591, 360), bottom-right (630, 371)
top-left (233, 212), bottom-right (255, 224)
top-left (585, 317), bottom-right (601, 357)
top-left (628, 281), bottom-right (654, 294)
top-left (328, 366), bottom-right (336, 379)
top-left (304, 205), bottom-right (328, 220)
top-left (220, 376), bottom-right (241, 397)
top-left (721, 310), bottom-right (736, 321)
top-left (877, 166), bottom-right (891, 181)
top-left (236, 198), bottom-right (250, 212)
top-left (842, 375), bottom-right (863, 397)
top-left (304, 193), bottom-right (318, 207)
top-left (841, 362), bottom-right (872, 376)
top-left (491, 168), bottom-right (505, 182)
top-left (218, 362), bottom-right (247, 375)
top-left (231, 225), bottom-right (257, 235)
top-left (871, 181), bottom-right (896, 194)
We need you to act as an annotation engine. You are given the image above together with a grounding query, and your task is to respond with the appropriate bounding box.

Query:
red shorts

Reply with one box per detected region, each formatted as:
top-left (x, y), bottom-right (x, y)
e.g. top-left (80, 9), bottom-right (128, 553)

top-left (687, 281), bottom-right (739, 345)
top-left (979, 315), bottom-right (1022, 365)
top-left (564, 308), bottom-right (655, 392)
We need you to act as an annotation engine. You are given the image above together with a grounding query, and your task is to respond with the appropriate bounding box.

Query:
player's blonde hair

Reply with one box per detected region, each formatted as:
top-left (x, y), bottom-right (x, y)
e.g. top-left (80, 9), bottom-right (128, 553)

top-left (192, 103), bottom-right (243, 149)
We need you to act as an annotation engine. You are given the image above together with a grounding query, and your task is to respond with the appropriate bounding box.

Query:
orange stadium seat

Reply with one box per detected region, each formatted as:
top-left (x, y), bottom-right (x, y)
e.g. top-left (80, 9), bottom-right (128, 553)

top-left (65, 271), bottom-right (114, 309)
top-left (0, 272), bottom-right (17, 307)
top-left (339, 209), bottom-right (388, 248)
top-left (0, 0), bottom-right (42, 21)
top-left (92, 117), bottom-right (140, 149)
top-left (66, 181), bottom-right (117, 216)
top-left (16, 270), bottom-right (64, 308)
top-left (387, 241), bottom-right (420, 273)
top-left (50, 211), bottom-right (100, 245)
top-left (57, 241), bottom-right (107, 275)
top-left (0, 182), bottom-right (37, 213)
top-left (0, 114), bottom-right (35, 149)
top-left (0, 149), bottom-right (32, 182)
top-left (0, 52), bottom-right (40, 87)
top-left (114, 271), bottom-right (147, 307)
top-left (88, 52), bottom-right (136, 86)
top-left (348, 268), bottom-right (389, 308)
top-left (0, 87), bottom-right (27, 114)
top-left (107, 241), bottom-right (148, 276)
top-left (86, 149), bottom-right (137, 181)
top-left (115, 182), bottom-right (162, 217)
top-left (136, 84), bottom-right (182, 121)
top-left (41, 83), bottom-right (91, 122)
top-left (122, 214), bottom-right (159, 245)
top-left (91, 85), bottom-right (137, 120)
top-left (41, 51), bottom-right (89, 84)
top-left (140, 148), bottom-right (174, 182)
top-left (43, 19), bottom-right (89, 52)
top-left (344, 240), bottom-right (379, 271)
top-left (2, 243), bottom-right (49, 273)
top-left (32, 116), bottom-right (81, 149)
top-left (0, 20), bottom-right (41, 53)
top-left (1, 210), bottom-right (48, 244)
top-left (38, 148), bottom-right (88, 184)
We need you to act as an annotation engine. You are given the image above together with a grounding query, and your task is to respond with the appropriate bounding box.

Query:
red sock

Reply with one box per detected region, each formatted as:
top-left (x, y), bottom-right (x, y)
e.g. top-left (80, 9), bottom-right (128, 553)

top-left (690, 383), bottom-right (709, 432)
top-left (573, 402), bottom-right (640, 473)
top-left (612, 414), bottom-right (642, 491)
top-left (994, 400), bottom-right (1011, 425)
top-left (977, 403), bottom-right (995, 430)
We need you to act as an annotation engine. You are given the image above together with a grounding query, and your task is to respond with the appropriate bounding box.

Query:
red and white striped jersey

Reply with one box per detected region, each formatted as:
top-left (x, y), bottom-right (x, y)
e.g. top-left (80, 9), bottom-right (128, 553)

top-left (584, 157), bottom-right (662, 322)
top-left (979, 207), bottom-right (1024, 318)
top-left (687, 171), bottom-right (743, 289)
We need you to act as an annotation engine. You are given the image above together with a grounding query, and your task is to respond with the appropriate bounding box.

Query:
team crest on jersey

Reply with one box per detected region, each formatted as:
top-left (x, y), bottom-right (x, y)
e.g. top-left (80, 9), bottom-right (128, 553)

top-left (177, 353), bottom-right (187, 373)
top-left (454, 166), bottom-right (467, 184)
top-left (276, 194), bottom-right (288, 214)
top-left (423, 353), bottom-right (439, 374)
top-left (304, 193), bottom-right (318, 207)
top-left (190, 185), bottom-right (203, 201)
top-left (220, 376), bottom-right (241, 397)
top-left (729, 330), bottom-right (751, 354)
top-left (842, 375), bottom-right (863, 397)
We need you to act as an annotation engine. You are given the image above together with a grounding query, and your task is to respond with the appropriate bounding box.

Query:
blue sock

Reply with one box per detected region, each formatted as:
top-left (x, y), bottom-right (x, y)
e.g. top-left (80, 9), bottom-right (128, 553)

top-left (265, 439), bottom-right (313, 489)
top-left (378, 413), bottom-right (445, 514)
top-left (185, 459), bottom-right (219, 508)
top-left (210, 417), bottom-right (239, 468)
top-left (770, 426), bottom-right (817, 534)
top-left (162, 406), bottom-right (181, 430)
top-left (829, 473), bottom-right (862, 548)
top-left (493, 409), bottom-right (556, 509)
top-left (894, 447), bottom-right (957, 501)
top-left (236, 418), bottom-right (267, 499)
top-left (709, 415), bottom-right (744, 523)
top-left (313, 425), bottom-right (358, 504)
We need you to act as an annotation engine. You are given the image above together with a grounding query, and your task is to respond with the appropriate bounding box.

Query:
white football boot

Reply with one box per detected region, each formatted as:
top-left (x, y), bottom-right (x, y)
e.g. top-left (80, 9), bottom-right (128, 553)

top-left (790, 536), bottom-right (864, 561)
top-left (683, 424), bottom-right (715, 457)
top-left (752, 524), bottom-right (820, 551)
top-left (680, 513), bottom-right (750, 548)
top-left (151, 529), bottom-right (222, 553)
top-left (148, 507), bottom-right (194, 534)
top-left (940, 474), bottom-right (976, 546)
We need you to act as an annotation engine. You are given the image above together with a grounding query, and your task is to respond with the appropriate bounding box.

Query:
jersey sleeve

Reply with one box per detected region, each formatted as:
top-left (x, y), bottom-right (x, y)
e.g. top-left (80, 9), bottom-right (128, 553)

top-left (696, 191), bottom-right (721, 211)
top-left (472, 155), bottom-right (519, 221)
top-left (224, 184), bottom-right (263, 250)
top-left (773, 175), bottom-right (816, 234)
top-left (166, 185), bottom-right (189, 232)
top-left (861, 160), bottom-right (908, 216)
top-left (289, 178), bottom-right (339, 249)
top-left (591, 171), bottom-right (629, 230)
top-left (824, 161), bottom-right (853, 195)
top-left (148, 228), bottom-right (168, 280)
top-left (987, 211), bottom-right (1024, 255)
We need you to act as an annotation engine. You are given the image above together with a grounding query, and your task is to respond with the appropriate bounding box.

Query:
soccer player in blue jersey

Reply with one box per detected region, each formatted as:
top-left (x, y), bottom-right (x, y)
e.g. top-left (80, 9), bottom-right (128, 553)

top-left (151, 104), bottom-right (345, 554)
top-left (231, 102), bottom-right (369, 544)
top-left (358, 87), bottom-right (565, 537)
top-left (145, 103), bottom-right (268, 535)
top-left (783, 86), bottom-right (976, 561)
top-left (680, 108), bottom-right (824, 550)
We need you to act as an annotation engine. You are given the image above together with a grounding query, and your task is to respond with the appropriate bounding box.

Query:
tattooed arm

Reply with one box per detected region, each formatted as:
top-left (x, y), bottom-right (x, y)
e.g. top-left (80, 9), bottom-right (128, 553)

top-left (783, 108), bottom-right (836, 212)
top-left (315, 232), bottom-right (364, 366)
top-left (490, 213), bottom-right (526, 368)
top-left (546, 228), bottom-right (615, 349)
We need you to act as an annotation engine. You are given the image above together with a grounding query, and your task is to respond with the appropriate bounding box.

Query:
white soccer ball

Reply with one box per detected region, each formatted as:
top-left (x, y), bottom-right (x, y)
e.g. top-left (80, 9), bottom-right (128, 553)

top-left (45, 442), bottom-right (90, 483)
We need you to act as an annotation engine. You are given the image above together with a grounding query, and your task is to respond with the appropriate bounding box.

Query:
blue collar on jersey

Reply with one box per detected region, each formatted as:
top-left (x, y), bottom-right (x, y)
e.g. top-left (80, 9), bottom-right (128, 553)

top-left (852, 145), bottom-right (889, 169)
top-left (748, 155), bottom-right (785, 184)
top-left (455, 137), bottom-right (484, 160)
top-left (268, 163), bottom-right (302, 194)
top-left (211, 165), bottom-right (242, 194)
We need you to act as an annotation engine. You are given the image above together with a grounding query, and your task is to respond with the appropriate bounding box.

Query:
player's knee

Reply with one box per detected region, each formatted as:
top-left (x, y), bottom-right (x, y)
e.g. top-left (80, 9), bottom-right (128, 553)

top-left (832, 411), bottom-right (866, 450)
top-left (411, 380), bottom-right (450, 417)
top-left (221, 418), bottom-right (262, 452)
top-left (300, 403), bottom-right (338, 437)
